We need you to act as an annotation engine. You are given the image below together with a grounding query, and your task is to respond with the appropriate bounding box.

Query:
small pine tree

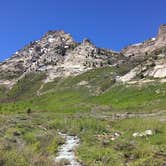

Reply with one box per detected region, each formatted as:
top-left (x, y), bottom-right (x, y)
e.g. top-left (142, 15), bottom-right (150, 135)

top-left (27, 108), bottom-right (32, 115)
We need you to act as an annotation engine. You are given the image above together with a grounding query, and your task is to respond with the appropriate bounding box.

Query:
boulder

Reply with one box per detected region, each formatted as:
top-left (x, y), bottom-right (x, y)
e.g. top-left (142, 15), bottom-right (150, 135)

top-left (133, 130), bottom-right (153, 137)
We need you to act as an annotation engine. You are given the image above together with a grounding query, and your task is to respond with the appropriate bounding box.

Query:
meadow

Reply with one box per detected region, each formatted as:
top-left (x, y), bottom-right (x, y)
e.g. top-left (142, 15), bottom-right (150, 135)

top-left (0, 67), bottom-right (166, 165)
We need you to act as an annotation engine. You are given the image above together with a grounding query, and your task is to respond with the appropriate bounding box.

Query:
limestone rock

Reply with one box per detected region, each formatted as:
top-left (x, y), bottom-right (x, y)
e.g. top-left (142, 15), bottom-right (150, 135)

top-left (133, 130), bottom-right (153, 137)
top-left (0, 30), bottom-right (123, 87)
top-left (1, 25), bottom-right (166, 87)
top-left (121, 24), bottom-right (166, 58)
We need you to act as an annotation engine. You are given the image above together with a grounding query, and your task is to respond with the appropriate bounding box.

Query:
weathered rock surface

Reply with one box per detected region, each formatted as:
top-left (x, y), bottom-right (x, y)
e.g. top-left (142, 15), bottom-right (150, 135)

top-left (0, 24), bottom-right (166, 87)
top-left (133, 130), bottom-right (153, 137)
top-left (0, 31), bottom-right (123, 87)
top-left (121, 24), bottom-right (166, 57)
top-left (119, 25), bottom-right (166, 82)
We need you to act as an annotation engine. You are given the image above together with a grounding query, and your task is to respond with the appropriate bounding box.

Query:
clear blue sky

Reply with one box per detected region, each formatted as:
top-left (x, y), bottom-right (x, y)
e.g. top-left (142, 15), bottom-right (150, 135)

top-left (0, 0), bottom-right (165, 61)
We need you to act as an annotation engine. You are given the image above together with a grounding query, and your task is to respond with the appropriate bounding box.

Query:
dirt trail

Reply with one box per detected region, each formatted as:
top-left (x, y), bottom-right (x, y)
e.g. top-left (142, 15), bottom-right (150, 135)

top-left (91, 110), bottom-right (166, 120)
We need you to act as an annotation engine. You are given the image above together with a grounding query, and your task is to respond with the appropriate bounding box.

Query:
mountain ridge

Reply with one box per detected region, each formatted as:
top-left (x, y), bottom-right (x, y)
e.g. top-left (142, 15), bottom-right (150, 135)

top-left (0, 26), bottom-right (166, 166)
top-left (0, 25), bottom-right (166, 88)
top-left (0, 30), bottom-right (124, 88)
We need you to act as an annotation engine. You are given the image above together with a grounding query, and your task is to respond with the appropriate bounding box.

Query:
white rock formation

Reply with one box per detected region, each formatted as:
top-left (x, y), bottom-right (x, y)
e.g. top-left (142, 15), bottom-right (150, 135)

top-left (133, 130), bottom-right (153, 137)
top-left (0, 31), bottom-right (121, 87)
top-left (121, 24), bottom-right (166, 57)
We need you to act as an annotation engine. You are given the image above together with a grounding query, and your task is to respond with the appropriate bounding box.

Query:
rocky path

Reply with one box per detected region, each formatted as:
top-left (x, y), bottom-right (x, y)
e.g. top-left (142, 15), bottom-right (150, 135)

top-left (55, 132), bottom-right (81, 166)
top-left (91, 110), bottom-right (166, 121)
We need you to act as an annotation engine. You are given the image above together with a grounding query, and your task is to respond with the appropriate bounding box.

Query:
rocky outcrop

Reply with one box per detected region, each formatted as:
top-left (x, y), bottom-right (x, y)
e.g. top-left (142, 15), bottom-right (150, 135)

top-left (121, 24), bottom-right (166, 57)
top-left (0, 25), bottom-right (166, 87)
top-left (133, 130), bottom-right (153, 137)
top-left (119, 25), bottom-right (166, 82)
top-left (0, 31), bottom-right (123, 87)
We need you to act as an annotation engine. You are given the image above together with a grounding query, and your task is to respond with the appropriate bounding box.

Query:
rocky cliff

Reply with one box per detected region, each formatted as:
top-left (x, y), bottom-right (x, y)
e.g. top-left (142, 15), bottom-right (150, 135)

top-left (0, 30), bottom-right (124, 88)
top-left (0, 25), bottom-right (166, 88)
top-left (118, 25), bottom-right (166, 82)
top-left (121, 24), bottom-right (166, 57)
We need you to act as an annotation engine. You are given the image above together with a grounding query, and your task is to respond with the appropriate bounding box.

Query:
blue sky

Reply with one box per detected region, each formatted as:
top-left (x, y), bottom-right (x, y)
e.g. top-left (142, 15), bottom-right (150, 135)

top-left (0, 0), bottom-right (165, 61)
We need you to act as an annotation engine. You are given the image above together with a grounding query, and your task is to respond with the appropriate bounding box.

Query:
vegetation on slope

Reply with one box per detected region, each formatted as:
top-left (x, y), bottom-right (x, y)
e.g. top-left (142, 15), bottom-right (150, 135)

top-left (6, 72), bottom-right (46, 101)
top-left (0, 66), bottom-right (166, 165)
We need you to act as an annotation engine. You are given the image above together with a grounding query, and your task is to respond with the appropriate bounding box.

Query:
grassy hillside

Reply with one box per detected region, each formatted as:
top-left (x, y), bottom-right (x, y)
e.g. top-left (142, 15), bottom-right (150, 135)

top-left (7, 72), bottom-right (46, 100)
top-left (0, 67), bottom-right (166, 165)
top-left (0, 85), bottom-right (7, 98)
top-left (90, 82), bottom-right (166, 112)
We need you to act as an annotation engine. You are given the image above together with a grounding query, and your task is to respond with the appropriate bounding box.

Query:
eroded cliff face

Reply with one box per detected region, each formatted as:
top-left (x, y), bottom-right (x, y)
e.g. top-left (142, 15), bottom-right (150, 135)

top-left (0, 25), bottom-right (166, 88)
top-left (0, 30), bottom-right (123, 87)
top-left (121, 24), bottom-right (166, 57)
top-left (119, 25), bottom-right (166, 82)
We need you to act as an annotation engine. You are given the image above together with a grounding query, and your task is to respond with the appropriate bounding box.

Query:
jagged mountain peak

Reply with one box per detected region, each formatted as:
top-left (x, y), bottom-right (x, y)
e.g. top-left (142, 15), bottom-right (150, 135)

top-left (121, 24), bottom-right (166, 57)
top-left (0, 25), bottom-right (166, 88)
top-left (158, 24), bottom-right (166, 34)
top-left (45, 29), bottom-right (67, 36)
top-left (43, 29), bottom-right (73, 40)
top-left (82, 38), bottom-right (93, 44)
top-left (157, 24), bottom-right (166, 42)
top-left (0, 30), bottom-right (122, 87)
top-left (119, 24), bottom-right (166, 82)
top-left (41, 30), bottom-right (75, 46)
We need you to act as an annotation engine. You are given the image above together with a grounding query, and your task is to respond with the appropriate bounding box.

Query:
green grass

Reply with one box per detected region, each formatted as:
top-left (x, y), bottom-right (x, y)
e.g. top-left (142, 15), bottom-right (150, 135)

top-left (41, 66), bottom-right (129, 94)
top-left (90, 82), bottom-right (166, 112)
top-left (0, 109), bottom-right (165, 165)
top-left (7, 72), bottom-right (46, 100)
top-left (0, 67), bottom-right (166, 165)
top-left (0, 85), bottom-right (7, 98)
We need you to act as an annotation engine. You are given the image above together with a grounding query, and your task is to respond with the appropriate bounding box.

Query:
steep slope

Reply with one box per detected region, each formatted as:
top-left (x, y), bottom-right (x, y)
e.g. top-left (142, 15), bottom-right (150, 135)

top-left (119, 25), bottom-right (166, 82)
top-left (0, 24), bottom-right (166, 99)
top-left (121, 24), bottom-right (166, 57)
top-left (0, 26), bottom-right (166, 166)
top-left (0, 31), bottom-right (123, 88)
top-left (0, 63), bottom-right (166, 166)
